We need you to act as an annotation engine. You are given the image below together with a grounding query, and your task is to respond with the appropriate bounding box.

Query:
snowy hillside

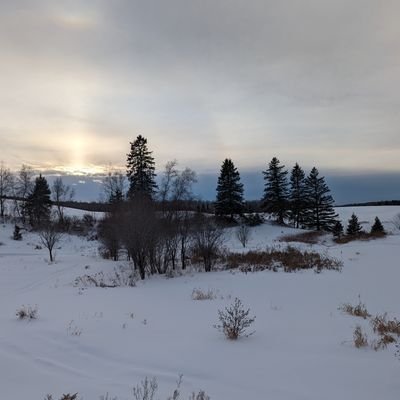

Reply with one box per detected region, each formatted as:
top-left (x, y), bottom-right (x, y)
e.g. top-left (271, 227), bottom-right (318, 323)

top-left (0, 206), bottom-right (400, 399)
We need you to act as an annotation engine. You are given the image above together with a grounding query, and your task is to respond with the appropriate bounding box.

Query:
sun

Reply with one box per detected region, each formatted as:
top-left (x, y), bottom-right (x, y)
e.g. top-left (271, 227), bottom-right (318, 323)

top-left (56, 134), bottom-right (105, 175)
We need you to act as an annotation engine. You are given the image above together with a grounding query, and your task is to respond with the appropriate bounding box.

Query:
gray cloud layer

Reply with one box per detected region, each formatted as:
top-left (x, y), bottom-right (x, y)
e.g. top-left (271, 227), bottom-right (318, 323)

top-left (1, 1), bottom-right (399, 173)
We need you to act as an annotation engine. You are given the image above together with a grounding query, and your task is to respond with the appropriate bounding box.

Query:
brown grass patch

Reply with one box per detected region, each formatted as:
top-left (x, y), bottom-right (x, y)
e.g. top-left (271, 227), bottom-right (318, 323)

top-left (191, 288), bottom-right (217, 301)
top-left (279, 230), bottom-right (326, 245)
top-left (338, 297), bottom-right (371, 319)
top-left (224, 246), bottom-right (342, 273)
top-left (334, 231), bottom-right (386, 244)
top-left (370, 313), bottom-right (400, 336)
top-left (353, 325), bottom-right (368, 348)
top-left (372, 333), bottom-right (397, 351)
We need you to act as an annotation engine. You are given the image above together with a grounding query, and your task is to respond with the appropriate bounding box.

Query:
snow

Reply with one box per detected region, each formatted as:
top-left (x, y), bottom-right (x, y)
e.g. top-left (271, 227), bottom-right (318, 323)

top-left (1, 205), bottom-right (400, 399)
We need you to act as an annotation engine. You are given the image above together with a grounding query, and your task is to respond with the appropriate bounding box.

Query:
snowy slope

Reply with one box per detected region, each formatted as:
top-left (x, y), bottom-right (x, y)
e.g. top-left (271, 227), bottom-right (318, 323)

top-left (0, 206), bottom-right (399, 399)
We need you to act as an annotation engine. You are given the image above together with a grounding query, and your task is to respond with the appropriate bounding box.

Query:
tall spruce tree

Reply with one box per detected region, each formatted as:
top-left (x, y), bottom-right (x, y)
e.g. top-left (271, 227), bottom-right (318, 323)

top-left (303, 167), bottom-right (337, 231)
top-left (262, 157), bottom-right (289, 224)
top-left (26, 174), bottom-right (51, 227)
top-left (215, 159), bottom-right (244, 219)
top-left (289, 163), bottom-right (307, 228)
top-left (126, 135), bottom-right (157, 200)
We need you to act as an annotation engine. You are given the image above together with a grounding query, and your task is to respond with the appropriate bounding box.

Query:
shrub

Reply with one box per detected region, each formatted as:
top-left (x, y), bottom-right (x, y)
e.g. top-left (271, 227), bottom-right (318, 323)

top-left (353, 325), bottom-right (368, 348)
top-left (338, 296), bottom-right (371, 319)
top-left (191, 217), bottom-right (225, 272)
top-left (16, 305), bottom-right (38, 320)
top-left (242, 213), bottom-right (264, 226)
top-left (47, 376), bottom-right (210, 400)
top-left (44, 394), bottom-right (78, 400)
top-left (13, 225), bottom-right (22, 240)
top-left (74, 267), bottom-right (137, 288)
top-left (215, 297), bottom-right (255, 340)
top-left (133, 377), bottom-right (158, 400)
top-left (370, 313), bottom-right (400, 336)
top-left (188, 392), bottom-right (210, 400)
top-left (392, 213), bottom-right (400, 231)
top-left (236, 224), bottom-right (251, 248)
top-left (191, 288), bottom-right (217, 301)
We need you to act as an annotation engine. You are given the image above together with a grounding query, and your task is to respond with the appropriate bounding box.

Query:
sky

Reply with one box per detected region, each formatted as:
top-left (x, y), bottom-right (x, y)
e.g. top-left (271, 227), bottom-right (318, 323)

top-left (1, 1), bottom-right (400, 201)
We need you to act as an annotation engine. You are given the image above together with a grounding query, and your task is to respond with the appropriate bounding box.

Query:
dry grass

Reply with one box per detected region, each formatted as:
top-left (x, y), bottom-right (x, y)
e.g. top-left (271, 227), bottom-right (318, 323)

top-left (225, 246), bottom-right (342, 273)
top-left (370, 313), bottom-right (400, 336)
top-left (279, 230), bottom-right (326, 245)
top-left (338, 297), bottom-right (371, 319)
top-left (353, 325), bottom-right (368, 348)
top-left (372, 333), bottom-right (397, 351)
top-left (334, 231), bottom-right (386, 244)
top-left (191, 288), bottom-right (217, 301)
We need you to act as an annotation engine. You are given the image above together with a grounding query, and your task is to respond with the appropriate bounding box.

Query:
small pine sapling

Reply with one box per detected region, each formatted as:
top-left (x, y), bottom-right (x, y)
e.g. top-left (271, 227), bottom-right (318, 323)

top-left (346, 213), bottom-right (363, 236)
top-left (370, 216), bottom-right (385, 236)
top-left (332, 220), bottom-right (344, 239)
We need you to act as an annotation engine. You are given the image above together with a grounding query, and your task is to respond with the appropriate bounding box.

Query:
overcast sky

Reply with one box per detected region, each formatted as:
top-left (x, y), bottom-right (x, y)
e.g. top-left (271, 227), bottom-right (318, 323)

top-left (1, 0), bottom-right (400, 179)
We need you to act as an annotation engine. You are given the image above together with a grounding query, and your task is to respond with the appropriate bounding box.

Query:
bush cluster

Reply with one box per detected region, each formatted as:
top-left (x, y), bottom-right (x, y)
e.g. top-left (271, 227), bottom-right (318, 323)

top-left (225, 246), bottom-right (342, 273)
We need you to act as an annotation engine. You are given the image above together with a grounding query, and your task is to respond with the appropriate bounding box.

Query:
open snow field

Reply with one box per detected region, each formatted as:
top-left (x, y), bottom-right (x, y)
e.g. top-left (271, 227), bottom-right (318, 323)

top-left (1, 206), bottom-right (400, 399)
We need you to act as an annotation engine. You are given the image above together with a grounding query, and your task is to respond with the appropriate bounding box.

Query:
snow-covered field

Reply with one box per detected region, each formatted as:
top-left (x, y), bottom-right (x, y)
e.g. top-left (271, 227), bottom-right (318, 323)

top-left (1, 206), bottom-right (400, 399)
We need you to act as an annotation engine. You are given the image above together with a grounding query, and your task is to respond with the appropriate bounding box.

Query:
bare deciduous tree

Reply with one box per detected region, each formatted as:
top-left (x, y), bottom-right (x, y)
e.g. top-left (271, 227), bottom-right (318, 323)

top-left (14, 164), bottom-right (34, 222)
top-left (102, 167), bottom-right (126, 204)
top-left (0, 161), bottom-right (14, 218)
top-left (52, 177), bottom-right (74, 224)
top-left (392, 213), bottom-right (400, 231)
top-left (120, 199), bottom-right (159, 279)
top-left (39, 225), bottom-right (62, 262)
top-left (236, 224), bottom-right (251, 248)
top-left (192, 216), bottom-right (225, 272)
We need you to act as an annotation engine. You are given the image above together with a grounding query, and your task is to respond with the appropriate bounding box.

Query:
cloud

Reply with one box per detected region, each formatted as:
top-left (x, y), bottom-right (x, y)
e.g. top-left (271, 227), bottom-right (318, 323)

top-left (0, 0), bottom-right (399, 173)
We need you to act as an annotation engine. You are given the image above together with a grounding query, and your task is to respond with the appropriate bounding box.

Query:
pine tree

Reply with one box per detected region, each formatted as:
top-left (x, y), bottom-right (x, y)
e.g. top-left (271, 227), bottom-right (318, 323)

top-left (346, 213), bottom-right (363, 236)
top-left (332, 220), bottom-right (344, 238)
top-left (26, 174), bottom-right (51, 227)
top-left (262, 157), bottom-right (289, 224)
top-left (303, 167), bottom-right (338, 231)
top-left (371, 216), bottom-right (385, 235)
top-left (288, 163), bottom-right (307, 228)
top-left (215, 159), bottom-right (244, 219)
top-left (126, 135), bottom-right (157, 200)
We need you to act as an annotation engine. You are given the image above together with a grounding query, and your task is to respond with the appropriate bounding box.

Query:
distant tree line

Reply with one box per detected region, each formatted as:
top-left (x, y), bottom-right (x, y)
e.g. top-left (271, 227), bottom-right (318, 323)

top-left (1, 134), bottom-right (339, 232)
top-left (0, 134), bottom-right (389, 279)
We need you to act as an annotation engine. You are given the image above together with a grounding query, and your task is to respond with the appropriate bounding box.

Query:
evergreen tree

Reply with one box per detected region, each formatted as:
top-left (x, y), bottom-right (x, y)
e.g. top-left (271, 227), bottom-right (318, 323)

top-left (262, 157), bottom-right (289, 224)
top-left (332, 220), bottom-right (344, 238)
top-left (346, 213), bottom-right (363, 235)
top-left (126, 135), bottom-right (157, 200)
top-left (215, 159), bottom-right (244, 219)
top-left (371, 216), bottom-right (385, 235)
top-left (288, 163), bottom-right (307, 228)
top-left (303, 167), bottom-right (338, 231)
top-left (26, 174), bottom-right (51, 227)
